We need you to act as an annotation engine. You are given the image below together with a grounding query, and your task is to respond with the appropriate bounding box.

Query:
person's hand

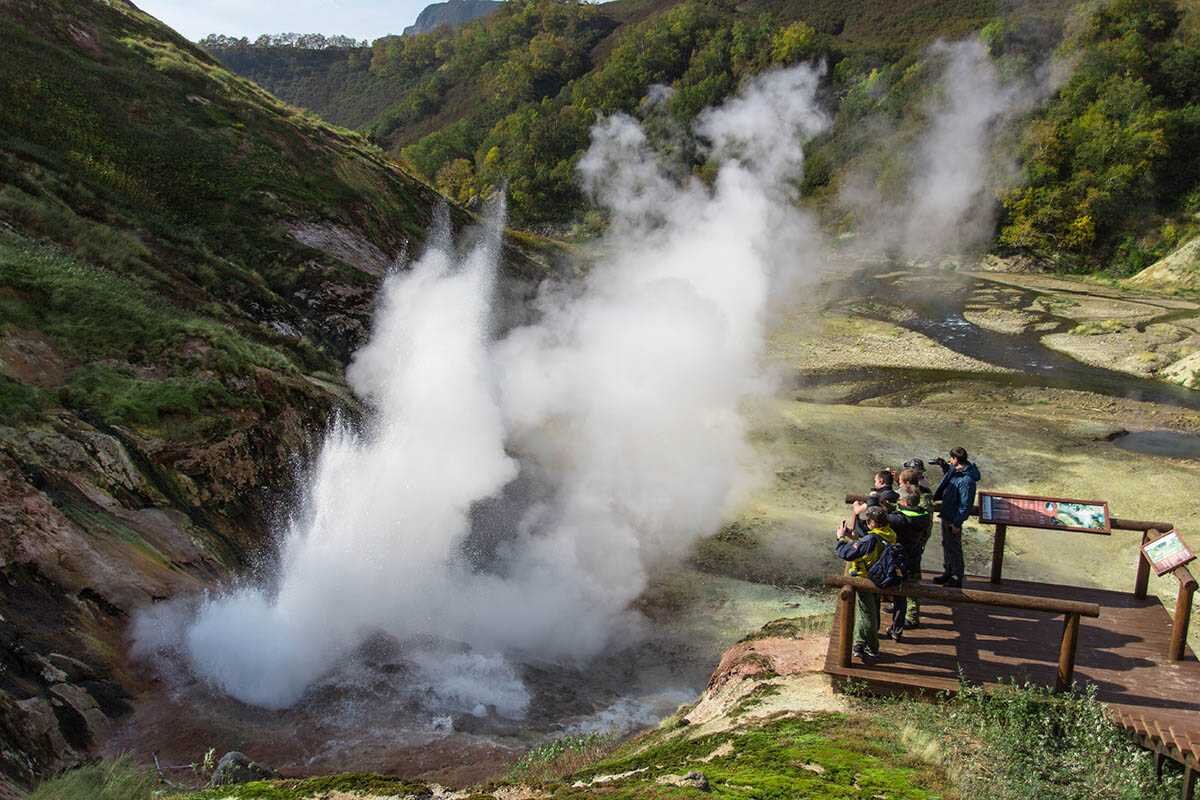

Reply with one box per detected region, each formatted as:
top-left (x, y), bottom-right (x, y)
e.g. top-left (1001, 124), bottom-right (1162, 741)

top-left (852, 500), bottom-right (867, 516)
top-left (948, 524), bottom-right (962, 536)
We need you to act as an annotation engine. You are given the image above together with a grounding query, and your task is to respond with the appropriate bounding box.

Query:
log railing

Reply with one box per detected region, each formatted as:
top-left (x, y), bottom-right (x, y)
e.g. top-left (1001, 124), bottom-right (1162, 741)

top-left (843, 493), bottom-right (1194, 660)
top-left (825, 575), bottom-right (1101, 691)
top-left (1140, 529), bottom-right (1199, 662)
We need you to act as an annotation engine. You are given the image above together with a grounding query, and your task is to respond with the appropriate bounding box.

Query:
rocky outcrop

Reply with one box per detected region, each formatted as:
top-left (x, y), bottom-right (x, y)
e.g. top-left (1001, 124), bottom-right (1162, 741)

top-left (210, 751), bottom-right (278, 786)
top-left (403, 0), bottom-right (503, 36)
top-left (1128, 237), bottom-right (1200, 292)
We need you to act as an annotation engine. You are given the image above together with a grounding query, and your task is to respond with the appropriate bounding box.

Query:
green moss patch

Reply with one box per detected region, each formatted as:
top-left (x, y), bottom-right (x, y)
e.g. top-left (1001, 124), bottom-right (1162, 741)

top-left (173, 773), bottom-right (432, 800)
top-left (557, 713), bottom-right (951, 799)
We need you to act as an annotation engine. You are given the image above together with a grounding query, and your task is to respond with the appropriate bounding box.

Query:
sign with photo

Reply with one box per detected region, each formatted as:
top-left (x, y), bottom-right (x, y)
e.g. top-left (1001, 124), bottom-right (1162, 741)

top-left (979, 491), bottom-right (1111, 534)
top-left (1142, 530), bottom-right (1196, 577)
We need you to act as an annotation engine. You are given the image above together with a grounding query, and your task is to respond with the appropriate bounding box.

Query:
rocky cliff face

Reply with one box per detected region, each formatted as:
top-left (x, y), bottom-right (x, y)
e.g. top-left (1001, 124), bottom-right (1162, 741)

top-left (402, 0), bottom-right (503, 36)
top-left (0, 1), bottom-right (552, 792)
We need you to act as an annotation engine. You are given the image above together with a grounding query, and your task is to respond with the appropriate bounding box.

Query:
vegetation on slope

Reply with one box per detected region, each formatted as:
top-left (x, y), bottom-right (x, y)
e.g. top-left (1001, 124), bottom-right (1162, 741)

top-left (206, 0), bottom-right (1070, 227)
top-left (209, 0), bottom-right (1200, 276)
top-left (0, 4), bottom-right (549, 790)
top-left (999, 0), bottom-right (1200, 274)
top-left (33, 678), bottom-right (1179, 799)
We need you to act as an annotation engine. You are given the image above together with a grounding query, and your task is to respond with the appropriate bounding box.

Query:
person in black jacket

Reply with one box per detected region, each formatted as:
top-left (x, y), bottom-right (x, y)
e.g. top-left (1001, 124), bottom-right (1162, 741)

top-left (885, 491), bottom-right (931, 640)
top-left (931, 447), bottom-right (981, 588)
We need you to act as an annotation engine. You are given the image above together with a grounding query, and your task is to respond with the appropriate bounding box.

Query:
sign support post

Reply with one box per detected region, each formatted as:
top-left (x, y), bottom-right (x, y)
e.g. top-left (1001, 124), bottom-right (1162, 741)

top-left (991, 524), bottom-right (1007, 584)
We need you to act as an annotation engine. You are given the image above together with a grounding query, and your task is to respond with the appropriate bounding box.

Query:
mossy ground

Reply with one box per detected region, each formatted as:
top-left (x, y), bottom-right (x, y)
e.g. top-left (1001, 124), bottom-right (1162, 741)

top-left (169, 773), bottom-right (431, 800)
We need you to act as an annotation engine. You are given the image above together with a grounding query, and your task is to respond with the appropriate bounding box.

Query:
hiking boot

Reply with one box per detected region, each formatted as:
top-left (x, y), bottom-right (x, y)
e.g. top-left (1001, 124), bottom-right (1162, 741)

top-left (944, 578), bottom-right (963, 589)
top-left (931, 574), bottom-right (952, 585)
top-left (852, 644), bottom-right (877, 661)
top-left (905, 617), bottom-right (921, 629)
top-left (885, 626), bottom-right (904, 642)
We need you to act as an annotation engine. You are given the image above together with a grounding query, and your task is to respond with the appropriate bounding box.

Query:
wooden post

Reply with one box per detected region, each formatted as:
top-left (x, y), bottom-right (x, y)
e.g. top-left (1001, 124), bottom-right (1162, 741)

top-left (991, 524), bottom-right (1007, 584)
top-left (1135, 528), bottom-right (1155, 600)
top-left (1056, 612), bottom-right (1081, 692)
top-left (1184, 765), bottom-right (1197, 800)
top-left (838, 586), bottom-right (856, 668)
top-left (1170, 579), bottom-right (1196, 661)
top-left (1155, 751), bottom-right (1166, 780)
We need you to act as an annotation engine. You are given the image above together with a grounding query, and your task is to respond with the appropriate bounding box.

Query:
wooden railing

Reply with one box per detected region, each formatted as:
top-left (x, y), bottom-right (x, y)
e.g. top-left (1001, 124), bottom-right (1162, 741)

top-left (1139, 529), bottom-right (1199, 662)
top-left (843, 493), bottom-right (1194, 661)
top-left (826, 575), bottom-right (1101, 691)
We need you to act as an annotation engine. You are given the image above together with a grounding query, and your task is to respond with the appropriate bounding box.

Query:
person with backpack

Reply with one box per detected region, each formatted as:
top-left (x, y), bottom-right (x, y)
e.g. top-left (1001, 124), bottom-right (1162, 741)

top-left (931, 447), bottom-right (981, 588)
top-left (886, 490), bottom-right (932, 639)
top-left (835, 506), bottom-right (900, 660)
top-left (897, 466), bottom-right (934, 627)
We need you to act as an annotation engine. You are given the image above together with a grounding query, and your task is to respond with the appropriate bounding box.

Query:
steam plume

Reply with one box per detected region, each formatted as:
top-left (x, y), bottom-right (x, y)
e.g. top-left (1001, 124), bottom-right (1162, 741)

top-left (156, 66), bottom-right (830, 710)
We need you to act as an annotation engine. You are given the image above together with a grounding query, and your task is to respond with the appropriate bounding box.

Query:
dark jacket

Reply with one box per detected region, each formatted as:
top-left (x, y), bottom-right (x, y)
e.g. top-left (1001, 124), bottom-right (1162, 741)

top-left (934, 462), bottom-right (981, 526)
top-left (888, 508), bottom-right (931, 561)
top-left (868, 486), bottom-right (900, 508)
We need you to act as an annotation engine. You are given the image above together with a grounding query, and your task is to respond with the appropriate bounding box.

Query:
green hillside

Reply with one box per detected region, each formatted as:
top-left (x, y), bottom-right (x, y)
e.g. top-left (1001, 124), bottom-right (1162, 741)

top-left (207, 0), bottom-right (1200, 274)
top-left (0, 2), bottom-right (551, 790)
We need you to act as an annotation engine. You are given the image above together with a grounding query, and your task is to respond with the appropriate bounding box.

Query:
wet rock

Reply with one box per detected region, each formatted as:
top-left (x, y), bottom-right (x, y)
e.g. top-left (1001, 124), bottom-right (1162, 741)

top-left (49, 684), bottom-right (110, 745)
top-left (210, 751), bottom-right (278, 786)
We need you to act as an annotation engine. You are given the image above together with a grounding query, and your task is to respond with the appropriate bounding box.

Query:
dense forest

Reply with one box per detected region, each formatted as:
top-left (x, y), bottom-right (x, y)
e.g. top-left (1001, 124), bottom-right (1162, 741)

top-left (207, 0), bottom-right (1200, 273)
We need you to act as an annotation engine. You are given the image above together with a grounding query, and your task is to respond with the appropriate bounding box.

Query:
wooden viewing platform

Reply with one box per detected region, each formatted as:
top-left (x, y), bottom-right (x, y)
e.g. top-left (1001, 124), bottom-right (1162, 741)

top-left (828, 492), bottom-right (1200, 797)
top-left (824, 573), bottom-right (1200, 791)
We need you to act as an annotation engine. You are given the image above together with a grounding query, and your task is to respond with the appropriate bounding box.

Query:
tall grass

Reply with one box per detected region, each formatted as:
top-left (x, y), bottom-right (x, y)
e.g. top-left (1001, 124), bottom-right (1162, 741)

top-left (30, 758), bottom-right (157, 800)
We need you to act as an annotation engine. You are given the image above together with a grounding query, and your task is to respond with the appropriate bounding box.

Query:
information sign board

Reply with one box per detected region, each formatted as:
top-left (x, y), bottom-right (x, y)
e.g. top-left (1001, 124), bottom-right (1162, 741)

top-left (979, 491), bottom-right (1111, 534)
top-left (1142, 530), bottom-right (1196, 576)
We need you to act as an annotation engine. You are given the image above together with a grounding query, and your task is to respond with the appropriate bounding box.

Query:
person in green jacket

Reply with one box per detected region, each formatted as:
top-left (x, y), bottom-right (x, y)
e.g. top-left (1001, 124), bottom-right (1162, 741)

top-left (897, 466), bottom-right (934, 628)
top-left (835, 506), bottom-right (897, 660)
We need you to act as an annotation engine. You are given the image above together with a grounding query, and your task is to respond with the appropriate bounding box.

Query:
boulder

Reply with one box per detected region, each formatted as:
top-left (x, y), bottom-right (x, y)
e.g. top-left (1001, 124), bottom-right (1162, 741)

top-left (46, 653), bottom-right (96, 683)
top-left (15, 697), bottom-right (70, 766)
top-left (48, 684), bottom-right (110, 744)
top-left (210, 751), bottom-right (277, 786)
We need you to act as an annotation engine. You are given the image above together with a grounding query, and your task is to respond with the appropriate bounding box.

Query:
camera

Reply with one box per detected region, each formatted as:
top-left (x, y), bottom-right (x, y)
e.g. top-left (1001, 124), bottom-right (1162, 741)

top-left (930, 456), bottom-right (948, 468)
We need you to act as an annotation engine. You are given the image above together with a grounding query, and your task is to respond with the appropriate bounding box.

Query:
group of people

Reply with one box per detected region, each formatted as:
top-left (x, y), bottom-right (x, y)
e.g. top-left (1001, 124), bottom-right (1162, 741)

top-left (833, 447), bottom-right (981, 661)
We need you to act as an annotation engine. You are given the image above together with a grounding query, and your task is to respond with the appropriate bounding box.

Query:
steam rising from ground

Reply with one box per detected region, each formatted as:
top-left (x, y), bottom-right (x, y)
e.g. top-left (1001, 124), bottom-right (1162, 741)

top-left (139, 36), bottom-right (1062, 714)
top-left (842, 38), bottom-right (1062, 260)
top-left (145, 66), bottom-right (830, 710)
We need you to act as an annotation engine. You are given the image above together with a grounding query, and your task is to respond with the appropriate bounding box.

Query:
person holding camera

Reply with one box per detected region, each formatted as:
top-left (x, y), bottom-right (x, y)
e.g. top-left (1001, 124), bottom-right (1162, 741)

top-left (930, 447), bottom-right (980, 588)
top-left (835, 506), bottom-right (897, 660)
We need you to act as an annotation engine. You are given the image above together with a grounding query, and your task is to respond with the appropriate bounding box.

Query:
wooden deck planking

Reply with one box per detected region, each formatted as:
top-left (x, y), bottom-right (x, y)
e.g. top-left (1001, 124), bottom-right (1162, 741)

top-left (824, 573), bottom-right (1200, 765)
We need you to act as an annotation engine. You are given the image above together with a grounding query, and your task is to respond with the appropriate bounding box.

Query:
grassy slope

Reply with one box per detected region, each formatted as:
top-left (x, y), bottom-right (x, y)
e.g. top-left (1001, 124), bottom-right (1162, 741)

top-left (0, 4), bottom-right (552, 790)
top-left (0, 0), bottom-right (549, 524)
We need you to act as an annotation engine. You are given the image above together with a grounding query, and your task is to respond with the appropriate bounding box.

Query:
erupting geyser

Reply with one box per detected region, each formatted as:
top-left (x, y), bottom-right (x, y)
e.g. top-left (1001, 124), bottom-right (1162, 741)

top-left (138, 65), bottom-right (832, 711)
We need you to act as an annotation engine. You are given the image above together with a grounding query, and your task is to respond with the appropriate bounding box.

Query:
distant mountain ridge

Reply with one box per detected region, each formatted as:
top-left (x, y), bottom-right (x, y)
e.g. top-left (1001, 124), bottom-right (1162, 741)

top-left (403, 0), bottom-right (503, 36)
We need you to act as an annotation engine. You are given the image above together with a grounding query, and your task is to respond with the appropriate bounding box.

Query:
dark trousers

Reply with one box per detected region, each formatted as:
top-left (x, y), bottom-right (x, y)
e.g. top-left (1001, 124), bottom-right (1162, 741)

top-left (941, 517), bottom-right (965, 579)
top-left (891, 548), bottom-right (926, 632)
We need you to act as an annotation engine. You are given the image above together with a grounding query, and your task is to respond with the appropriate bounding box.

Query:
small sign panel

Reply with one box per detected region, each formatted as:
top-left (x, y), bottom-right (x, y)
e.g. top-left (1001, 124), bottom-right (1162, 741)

top-left (1142, 530), bottom-right (1196, 577)
top-left (979, 491), bottom-right (1111, 534)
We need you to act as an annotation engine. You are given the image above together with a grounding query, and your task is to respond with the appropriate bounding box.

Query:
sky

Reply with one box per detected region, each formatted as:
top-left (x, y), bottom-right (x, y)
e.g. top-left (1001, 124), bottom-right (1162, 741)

top-left (135, 0), bottom-right (433, 42)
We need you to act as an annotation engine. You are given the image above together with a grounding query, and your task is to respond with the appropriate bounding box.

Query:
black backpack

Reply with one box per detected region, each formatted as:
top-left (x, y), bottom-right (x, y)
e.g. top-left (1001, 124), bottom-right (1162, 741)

top-left (868, 542), bottom-right (910, 589)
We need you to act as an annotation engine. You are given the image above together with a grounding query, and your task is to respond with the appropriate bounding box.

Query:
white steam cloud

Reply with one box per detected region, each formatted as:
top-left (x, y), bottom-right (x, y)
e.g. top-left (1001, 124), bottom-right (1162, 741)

top-left (843, 37), bottom-right (1062, 260)
top-left (154, 65), bottom-right (831, 711)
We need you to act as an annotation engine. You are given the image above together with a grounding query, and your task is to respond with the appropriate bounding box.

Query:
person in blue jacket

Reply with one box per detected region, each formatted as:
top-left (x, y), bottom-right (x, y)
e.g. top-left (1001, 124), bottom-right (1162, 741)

top-left (931, 447), bottom-right (980, 588)
top-left (835, 506), bottom-right (897, 660)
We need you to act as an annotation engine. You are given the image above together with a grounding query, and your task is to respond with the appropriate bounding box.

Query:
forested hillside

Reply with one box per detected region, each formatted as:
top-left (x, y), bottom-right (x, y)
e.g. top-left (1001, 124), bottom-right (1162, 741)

top-left (208, 0), bottom-right (1200, 274)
